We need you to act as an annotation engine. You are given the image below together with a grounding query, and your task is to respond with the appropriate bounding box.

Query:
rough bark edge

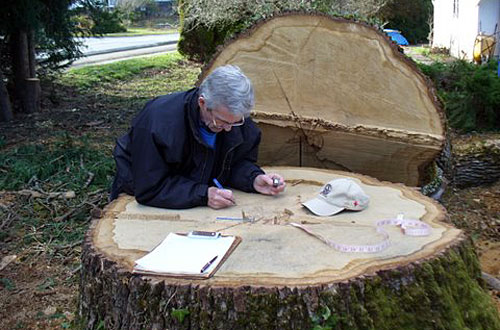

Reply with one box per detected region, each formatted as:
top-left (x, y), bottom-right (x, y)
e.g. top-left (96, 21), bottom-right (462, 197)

top-left (195, 10), bottom-right (446, 139)
top-left (79, 230), bottom-right (499, 329)
top-left (252, 111), bottom-right (444, 146)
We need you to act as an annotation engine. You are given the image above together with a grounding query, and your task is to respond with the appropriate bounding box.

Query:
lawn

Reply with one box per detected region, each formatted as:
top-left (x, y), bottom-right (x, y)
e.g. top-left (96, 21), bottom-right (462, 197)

top-left (104, 27), bottom-right (178, 37)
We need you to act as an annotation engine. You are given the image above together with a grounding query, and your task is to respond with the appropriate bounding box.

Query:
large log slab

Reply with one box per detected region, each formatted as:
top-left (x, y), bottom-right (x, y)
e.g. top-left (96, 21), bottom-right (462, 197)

top-left (79, 167), bottom-right (499, 329)
top-left (198, 13), bottom-right (445, 186)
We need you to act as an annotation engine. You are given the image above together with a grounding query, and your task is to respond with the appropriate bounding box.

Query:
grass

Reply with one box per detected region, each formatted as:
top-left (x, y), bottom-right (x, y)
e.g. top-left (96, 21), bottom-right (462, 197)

top-left (0, 134), bottom-right (115, 251)
top-left (103, 27), bottom-right (178, 37)
top-left (405, 45), bottom-right (453, 63)
top-left (61, 52), bottom-right (198, 92)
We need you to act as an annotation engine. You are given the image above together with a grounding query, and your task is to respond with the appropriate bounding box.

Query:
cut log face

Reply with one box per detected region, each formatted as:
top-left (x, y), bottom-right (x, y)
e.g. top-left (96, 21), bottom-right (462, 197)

top-left (81, 167), bottom-right (500, 329)
top-left (199, 14), bottom-right (445, 186)
top-left (91, 167), bottom-right (458, 286)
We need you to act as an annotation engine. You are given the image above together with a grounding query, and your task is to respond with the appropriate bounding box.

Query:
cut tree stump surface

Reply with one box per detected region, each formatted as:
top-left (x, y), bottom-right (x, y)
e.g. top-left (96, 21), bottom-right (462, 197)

top-left (91, 167), bottom-right (459, 286)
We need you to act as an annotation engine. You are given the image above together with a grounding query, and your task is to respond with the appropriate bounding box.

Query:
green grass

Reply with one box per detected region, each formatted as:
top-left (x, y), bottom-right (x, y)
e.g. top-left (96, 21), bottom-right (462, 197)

top-left (0, 134), bottom-right (115, 252)
top-left (61, 52), bottom-right (197, 91)
top-left (0, 135), bottom-right (113, 192)
top-left (104, 27), bottom-right (178, 37)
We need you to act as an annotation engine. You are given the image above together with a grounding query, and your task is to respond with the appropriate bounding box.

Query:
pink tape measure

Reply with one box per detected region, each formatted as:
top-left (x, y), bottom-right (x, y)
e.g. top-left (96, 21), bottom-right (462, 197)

top-left (290, 214), bottom-right (431, 253)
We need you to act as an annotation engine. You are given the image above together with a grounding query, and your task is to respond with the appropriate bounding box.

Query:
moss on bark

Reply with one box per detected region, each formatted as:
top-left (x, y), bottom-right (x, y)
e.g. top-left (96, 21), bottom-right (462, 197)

top-left (79, 234), bottom-right (499, 329)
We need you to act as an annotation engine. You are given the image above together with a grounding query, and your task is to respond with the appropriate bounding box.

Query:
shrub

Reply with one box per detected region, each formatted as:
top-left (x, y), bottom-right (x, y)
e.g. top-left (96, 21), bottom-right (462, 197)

top-left (419, 60), bottom-right (500, 132)
top-left (90, 9), bottom-right (127, 34)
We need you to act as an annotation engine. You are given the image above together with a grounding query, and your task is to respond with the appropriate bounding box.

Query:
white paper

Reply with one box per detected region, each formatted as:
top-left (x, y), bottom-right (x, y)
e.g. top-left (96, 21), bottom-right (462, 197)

top-left (134, 233), bottom-right (235, 274)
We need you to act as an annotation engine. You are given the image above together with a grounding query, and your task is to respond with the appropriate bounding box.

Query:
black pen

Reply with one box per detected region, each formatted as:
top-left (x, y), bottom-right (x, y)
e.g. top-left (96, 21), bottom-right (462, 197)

top-left (200, 255), bottom-right (218, 273)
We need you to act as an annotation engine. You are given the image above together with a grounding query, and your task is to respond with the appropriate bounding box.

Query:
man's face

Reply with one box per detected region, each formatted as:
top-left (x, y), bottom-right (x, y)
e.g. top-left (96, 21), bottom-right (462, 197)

top-left (199, 97), bottom-right (245, 133)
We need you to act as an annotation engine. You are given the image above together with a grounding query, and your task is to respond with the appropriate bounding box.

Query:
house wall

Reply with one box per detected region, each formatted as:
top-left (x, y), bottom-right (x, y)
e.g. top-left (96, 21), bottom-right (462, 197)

top-left (433, 0), bottom-right (499, 60)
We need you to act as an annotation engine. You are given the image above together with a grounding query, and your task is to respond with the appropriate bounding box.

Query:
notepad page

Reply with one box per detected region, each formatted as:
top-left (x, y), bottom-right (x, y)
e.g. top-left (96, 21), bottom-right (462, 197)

top-left (135, 233), bottom-right (235, 274)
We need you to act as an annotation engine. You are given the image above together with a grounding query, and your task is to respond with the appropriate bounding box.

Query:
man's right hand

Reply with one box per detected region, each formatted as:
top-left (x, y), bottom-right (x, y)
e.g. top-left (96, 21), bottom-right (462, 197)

top-left (207, 187), bottom-right (236, 209)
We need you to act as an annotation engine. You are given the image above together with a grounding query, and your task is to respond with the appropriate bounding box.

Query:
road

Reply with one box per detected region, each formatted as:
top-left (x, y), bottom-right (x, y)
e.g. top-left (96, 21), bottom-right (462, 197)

top-left (71, 33), bottom-right (180, 67)
top-left (78, 34), bottom-right (179, 55)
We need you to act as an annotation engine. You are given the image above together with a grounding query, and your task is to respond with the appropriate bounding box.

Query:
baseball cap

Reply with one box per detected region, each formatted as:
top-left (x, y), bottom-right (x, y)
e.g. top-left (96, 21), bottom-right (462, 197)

top-left (302, 178), bottom-right (370, 216)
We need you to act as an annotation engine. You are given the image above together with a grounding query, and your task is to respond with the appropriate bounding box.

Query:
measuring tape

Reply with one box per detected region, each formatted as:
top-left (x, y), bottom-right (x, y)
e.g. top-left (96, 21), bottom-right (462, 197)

top-left (290, 214), bottom-right (431, 253)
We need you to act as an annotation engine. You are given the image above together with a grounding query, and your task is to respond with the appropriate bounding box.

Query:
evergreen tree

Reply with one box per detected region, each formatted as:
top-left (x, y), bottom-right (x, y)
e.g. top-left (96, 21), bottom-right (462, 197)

top-left (0, 0), bottom-right (82, 120)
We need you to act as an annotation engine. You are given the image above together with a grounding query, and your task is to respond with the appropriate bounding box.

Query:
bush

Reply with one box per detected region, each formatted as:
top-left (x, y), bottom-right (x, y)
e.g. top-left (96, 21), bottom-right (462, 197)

top-left (419, 60), bottom-right (500, 132)
top-left (72, 14), bottom-right (95, 31)
top-left (74, 1), bottom-right (127, 35)
top-left (90, 9), bottom-right (127, 34)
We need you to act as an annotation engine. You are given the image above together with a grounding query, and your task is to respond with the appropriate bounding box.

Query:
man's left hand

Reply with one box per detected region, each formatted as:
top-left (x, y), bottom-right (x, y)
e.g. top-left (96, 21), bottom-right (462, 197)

top-left (253, 174), bottom-right (286, 195)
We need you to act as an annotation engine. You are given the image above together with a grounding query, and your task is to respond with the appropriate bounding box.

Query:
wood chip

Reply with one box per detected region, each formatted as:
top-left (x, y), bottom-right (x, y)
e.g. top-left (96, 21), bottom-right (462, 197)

top-left (0, 255), bottom-right (17, 271)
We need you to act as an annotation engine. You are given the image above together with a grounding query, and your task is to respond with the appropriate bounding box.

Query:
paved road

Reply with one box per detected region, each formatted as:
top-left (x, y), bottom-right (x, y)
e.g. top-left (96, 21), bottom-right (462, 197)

top-left (71, 34), bottom-right (180, 67)
top-left (77, 33), bottom-right (179, 56)
top-left (71, 44), bottom-right (178, 67)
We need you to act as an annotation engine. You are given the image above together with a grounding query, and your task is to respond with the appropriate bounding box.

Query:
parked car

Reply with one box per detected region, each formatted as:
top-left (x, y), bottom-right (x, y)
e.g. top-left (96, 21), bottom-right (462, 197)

top-left (383, 29), bottom-right (409, 46)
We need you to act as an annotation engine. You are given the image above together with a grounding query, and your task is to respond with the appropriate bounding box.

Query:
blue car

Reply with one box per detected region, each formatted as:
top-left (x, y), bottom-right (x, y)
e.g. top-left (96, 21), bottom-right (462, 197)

top-left (383, 29), bottom-right (409, 46)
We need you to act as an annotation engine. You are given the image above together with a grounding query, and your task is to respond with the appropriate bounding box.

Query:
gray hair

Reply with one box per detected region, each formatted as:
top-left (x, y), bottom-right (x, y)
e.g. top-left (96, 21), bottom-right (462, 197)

top-left (199, 65), bottom-right (254, 117)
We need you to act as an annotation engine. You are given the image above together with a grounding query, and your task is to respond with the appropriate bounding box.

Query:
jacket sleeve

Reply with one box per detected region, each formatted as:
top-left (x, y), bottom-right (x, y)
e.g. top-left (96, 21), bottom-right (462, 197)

top-left (226, 129), bottom-right (265, 192)
top-left (130, 127), bottom-right (208, 209)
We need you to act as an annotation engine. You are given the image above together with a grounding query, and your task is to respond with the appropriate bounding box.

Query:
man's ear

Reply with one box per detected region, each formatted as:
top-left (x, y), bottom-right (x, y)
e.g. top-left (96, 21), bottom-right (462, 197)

top-left (198, 96), bottom-right (206, 108)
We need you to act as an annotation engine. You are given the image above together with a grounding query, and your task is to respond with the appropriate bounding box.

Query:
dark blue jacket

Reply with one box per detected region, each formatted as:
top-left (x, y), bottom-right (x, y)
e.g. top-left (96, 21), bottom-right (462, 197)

top-left (111, 88), bottom-right (265, 209)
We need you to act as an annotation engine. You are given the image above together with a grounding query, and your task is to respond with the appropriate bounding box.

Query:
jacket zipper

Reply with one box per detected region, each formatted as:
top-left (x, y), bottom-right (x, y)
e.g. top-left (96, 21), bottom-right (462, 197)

top-left (216, 143), bottom-right (240, 181)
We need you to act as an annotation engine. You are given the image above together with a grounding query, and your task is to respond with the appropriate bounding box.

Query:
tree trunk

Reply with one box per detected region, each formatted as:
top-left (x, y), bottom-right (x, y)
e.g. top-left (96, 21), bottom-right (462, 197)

top-left (198, 13), bottom-right (445, 187)
top-left (27, 30), bottom-right (37, 78)
top-left (79, 167), bottom-right (499, 329)
top-left (11, 29), bottom-right (39, 114)
top-left (0, 68), bottom-right (13, 122)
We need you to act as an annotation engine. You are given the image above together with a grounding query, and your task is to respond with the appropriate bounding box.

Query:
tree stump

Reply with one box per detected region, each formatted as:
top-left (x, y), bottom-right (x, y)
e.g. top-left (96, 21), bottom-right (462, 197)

top-left (79, 167), bottom-right (499, 329)
top-left (198, 13), bottom-right (445, 187)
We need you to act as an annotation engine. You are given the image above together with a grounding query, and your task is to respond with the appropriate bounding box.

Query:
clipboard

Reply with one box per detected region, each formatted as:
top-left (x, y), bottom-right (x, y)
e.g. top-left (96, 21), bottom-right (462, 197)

top-left (133, 231), bottom-right (241, 279)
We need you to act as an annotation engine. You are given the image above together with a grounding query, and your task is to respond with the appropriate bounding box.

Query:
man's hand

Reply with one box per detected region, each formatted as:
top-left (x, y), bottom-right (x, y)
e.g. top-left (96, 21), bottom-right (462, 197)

top-left (253, 174), bottom-right (286, 195)
top-left (207, 187), bottom-right (236, 209)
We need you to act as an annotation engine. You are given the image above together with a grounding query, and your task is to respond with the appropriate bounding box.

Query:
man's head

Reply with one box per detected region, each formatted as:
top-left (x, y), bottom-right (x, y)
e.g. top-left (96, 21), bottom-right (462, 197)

top-left (198, 65), bottom-right (254, 132)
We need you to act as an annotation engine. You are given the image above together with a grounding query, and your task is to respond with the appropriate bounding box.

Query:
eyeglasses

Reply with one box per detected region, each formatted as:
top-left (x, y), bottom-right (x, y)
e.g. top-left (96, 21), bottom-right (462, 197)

top-left (210, 109), bottom-right (245, 128)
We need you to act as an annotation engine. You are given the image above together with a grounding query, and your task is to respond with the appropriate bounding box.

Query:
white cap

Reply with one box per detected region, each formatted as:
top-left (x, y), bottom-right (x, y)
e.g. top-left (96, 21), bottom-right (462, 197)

top-left (302, 178), bottom-right (370, 216)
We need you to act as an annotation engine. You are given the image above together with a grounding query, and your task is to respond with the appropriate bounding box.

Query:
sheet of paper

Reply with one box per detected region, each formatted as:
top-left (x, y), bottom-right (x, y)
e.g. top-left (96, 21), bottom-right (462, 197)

top-left (134, 233), bottom-right (235, 274)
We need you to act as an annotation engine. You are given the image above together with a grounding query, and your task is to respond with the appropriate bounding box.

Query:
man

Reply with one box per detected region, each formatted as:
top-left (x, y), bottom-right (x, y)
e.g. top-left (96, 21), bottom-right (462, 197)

top-left (111, 65), bottom-right (285, 209)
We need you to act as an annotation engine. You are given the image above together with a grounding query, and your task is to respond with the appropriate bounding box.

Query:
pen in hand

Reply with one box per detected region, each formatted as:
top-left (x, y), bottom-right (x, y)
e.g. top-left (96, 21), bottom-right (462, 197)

top-left (213, 178), bottom-right (235, 204)
top-left (200, 255), bottom-right (218, 273)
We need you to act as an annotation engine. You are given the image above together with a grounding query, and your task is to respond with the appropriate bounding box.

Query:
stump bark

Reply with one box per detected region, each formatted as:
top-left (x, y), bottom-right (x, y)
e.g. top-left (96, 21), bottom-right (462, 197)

top-left (452, 136), bottom-right (500, 188)
top-left (79, 167), bottom-right (499, 329)
top-left (198, 13), bottom-right (445, 187)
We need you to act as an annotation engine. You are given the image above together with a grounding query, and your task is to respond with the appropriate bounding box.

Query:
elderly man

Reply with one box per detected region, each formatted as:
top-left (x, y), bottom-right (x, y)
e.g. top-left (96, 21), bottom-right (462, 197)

top-left (111, 65), bottom-right (285, 209)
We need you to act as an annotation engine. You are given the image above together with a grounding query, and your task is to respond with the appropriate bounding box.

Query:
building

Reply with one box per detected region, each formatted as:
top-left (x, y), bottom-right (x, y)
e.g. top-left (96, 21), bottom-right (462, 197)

top-left (432, 0), bottom-right (500, 60)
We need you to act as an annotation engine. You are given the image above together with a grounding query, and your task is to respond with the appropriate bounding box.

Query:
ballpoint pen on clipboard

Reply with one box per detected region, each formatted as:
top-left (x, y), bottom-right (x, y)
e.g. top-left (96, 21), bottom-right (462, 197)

top-left (200, 255), bottom-right (218, 273)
